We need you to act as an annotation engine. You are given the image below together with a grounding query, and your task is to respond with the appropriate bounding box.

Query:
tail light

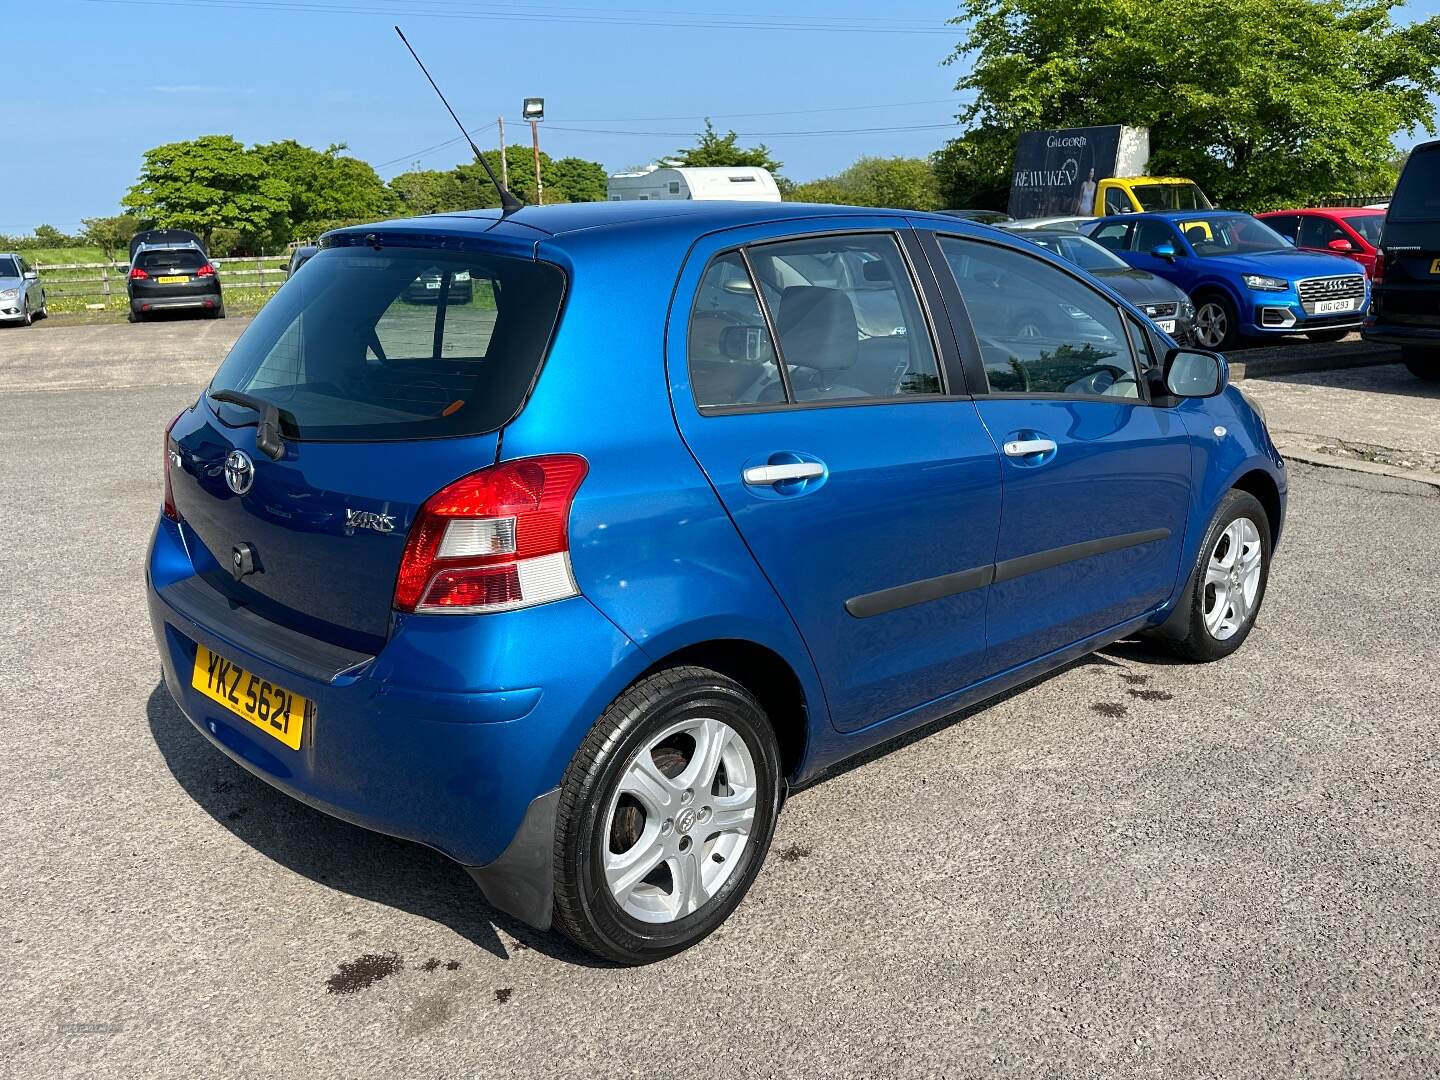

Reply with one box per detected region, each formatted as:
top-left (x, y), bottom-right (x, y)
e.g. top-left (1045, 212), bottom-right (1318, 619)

top-left (129, 266), bottom-right (150, 280)
top-left (394, 455), bottom-right (588, 614)
top-left (162, 411), bottom-right (184, 521)
top-left (196, 263), bottom-right (217, 277)
top-left (1372, 249), bottom-right (1385, 285)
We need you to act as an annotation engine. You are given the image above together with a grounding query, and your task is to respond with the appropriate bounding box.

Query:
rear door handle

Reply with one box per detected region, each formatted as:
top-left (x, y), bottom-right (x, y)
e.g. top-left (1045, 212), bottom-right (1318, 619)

top-left (1003, 438), bottom-right (1057, 457)
top-left (743, 462), bottom-right (825, 486)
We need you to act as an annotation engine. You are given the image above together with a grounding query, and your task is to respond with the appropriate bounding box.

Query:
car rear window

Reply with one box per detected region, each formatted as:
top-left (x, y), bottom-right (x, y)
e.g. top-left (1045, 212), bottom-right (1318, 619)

top-left (139, 249), bottom-right (207, 271)
top-left (209, 247), bottom-right (565, 441)
top-left (1389, 148), bottom-right (1440, 221)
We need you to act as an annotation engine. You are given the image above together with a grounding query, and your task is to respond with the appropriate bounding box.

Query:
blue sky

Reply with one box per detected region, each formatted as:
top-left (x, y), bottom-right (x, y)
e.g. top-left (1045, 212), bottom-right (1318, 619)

top-left (9, 0), bottom-right (1439, 235)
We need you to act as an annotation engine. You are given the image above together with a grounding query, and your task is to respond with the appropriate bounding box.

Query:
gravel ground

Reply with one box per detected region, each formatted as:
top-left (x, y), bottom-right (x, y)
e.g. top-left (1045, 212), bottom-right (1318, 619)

top-left (2, 333), bottom-right (1439, 1079)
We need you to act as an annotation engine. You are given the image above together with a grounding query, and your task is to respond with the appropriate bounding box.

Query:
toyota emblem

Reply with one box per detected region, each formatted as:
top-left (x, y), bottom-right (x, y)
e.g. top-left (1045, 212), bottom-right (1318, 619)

top-left (224, 449), bottom-right (255, 495)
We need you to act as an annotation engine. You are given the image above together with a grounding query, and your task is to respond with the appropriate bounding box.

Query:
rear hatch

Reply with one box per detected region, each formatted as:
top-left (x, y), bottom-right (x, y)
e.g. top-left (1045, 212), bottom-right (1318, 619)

top-left (168, 239), bottom-right (566, 654)
top-left (1376, 144), bottom-right (1440, 329)
top-left (132, 247), bottom-right (214, 295)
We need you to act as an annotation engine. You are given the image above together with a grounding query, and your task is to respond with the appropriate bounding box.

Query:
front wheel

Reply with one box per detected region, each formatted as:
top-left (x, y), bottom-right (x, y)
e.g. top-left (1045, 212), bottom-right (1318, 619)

top-left (552, 667), bottom-right (782, 965)
top-left (1149, 489), bottom-right (1271, 662)
top-left (1192, 294), bottom-right (1237, 350)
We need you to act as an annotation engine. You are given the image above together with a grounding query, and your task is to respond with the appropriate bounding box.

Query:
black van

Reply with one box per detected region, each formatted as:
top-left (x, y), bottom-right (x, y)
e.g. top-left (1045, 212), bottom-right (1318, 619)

top-left (1364, 140), bottom-right (1440, 382)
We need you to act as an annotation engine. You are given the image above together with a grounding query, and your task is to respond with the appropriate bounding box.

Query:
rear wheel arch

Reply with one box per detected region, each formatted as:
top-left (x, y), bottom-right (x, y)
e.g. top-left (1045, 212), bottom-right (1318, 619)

top-left (634, 639), bottom-right (808, 781)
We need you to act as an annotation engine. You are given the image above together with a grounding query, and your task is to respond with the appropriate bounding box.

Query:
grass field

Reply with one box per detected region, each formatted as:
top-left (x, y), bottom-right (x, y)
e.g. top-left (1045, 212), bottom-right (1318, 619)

top-left (24, 246), bottom-right (112, 267)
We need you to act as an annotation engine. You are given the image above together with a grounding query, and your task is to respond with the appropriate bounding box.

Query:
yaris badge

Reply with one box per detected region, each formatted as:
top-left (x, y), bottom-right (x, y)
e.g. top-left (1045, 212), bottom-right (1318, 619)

top-left (346, 509), bottom-right (396, 534)
top-left (223, 450), bottom-right (254, 495)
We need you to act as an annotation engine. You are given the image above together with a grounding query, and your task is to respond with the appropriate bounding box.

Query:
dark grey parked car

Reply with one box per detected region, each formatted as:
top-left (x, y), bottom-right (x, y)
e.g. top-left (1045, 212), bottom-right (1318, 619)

top-left (1018, 230), bottom-right (1196, 344)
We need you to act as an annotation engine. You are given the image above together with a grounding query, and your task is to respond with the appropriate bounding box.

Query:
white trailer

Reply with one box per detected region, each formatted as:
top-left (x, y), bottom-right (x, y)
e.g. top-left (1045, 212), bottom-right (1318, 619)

top-left (607, 165), bottom-right (781, 203)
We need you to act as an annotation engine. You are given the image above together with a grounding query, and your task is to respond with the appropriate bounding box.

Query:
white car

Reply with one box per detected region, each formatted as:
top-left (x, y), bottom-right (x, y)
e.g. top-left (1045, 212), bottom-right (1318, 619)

top-left (0, 253), bottom-right (47, 326)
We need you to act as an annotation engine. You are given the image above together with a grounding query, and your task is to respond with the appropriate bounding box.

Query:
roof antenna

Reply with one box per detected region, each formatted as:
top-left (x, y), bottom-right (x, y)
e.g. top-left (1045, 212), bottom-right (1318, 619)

top-left (393, 25), bottom-right (524, 215)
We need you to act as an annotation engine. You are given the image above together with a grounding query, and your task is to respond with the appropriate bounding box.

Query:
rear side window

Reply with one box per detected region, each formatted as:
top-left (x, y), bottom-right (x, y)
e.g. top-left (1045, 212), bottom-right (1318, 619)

top-left (1390, 148), bottom-right (1440, 221)
top-left (1091, 222), bottom-right (1131, 251)
top-left (687, 233), bottom-right (943, 407)
top-left (139, 248), bottom-right (207, 271)
top-left (210, 248), bottom-right (564, 441)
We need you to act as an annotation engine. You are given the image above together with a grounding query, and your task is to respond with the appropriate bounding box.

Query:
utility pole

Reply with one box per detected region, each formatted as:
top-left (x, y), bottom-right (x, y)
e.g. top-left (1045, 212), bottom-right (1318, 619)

top-left (497, 116), bottom-right (508, 190)
top-left (523, 98), bottom-right (545, 205)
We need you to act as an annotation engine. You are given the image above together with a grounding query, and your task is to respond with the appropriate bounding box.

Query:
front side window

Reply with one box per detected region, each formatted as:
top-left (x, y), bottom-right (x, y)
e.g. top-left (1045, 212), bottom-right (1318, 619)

top-left (211, 248), bottom-right (564, 440)
top-left (1133, 219), bottom-right (1179, 254)
top-left (1103, 187), bottom-right (1132, 215)
top-left (1298, 215), bottom-right (1348, 249)
top-left (1133, 182), bottom-right (1213, 212)
top-left (938, 236), bottom-right (1141, 399)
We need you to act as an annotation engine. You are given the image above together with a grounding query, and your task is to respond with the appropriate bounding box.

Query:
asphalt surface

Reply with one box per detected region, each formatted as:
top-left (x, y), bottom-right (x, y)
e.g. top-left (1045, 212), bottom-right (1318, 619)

top-left (3, 322), bottom-right (1440, 1079)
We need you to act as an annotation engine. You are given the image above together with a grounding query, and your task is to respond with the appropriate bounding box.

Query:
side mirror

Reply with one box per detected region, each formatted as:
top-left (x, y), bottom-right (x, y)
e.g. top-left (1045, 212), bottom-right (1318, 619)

top-left (1327, 238), bottom-right (1354, 253)
top-left (1157, 347), bottom-right (1228, 398)
top-left (23, 270), bottom-right (38, 281)
top-left (1152, 243), bottom-right (1177, 261)
top-left (719, 324), bottom-right (769, 363)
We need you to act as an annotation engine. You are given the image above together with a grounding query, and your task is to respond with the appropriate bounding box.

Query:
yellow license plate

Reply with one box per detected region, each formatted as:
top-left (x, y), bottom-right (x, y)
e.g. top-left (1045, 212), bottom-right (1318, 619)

top-left (191, 644), bottom-right (309, 750)
top-left (157, 275), bottom-right (189, 284)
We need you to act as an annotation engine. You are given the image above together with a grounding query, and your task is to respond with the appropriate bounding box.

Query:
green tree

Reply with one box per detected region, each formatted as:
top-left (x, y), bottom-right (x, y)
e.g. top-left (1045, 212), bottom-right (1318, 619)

top-left (943, 0), bottom-right (1440, 210)
top-left (673, 120), bottom-right (783, 172)
top-left (390, 169), bottom-right (468, 216)
top-left (123, 135), bottom-right (290, 251)
top-left (549, 156), bottom-right (608, 202)
top-left (786, 156), bottom-right (942, 210)
top-left (254, 140), bottom-right (395, 243)
top-left (81, 214), bottom-right (141, 263)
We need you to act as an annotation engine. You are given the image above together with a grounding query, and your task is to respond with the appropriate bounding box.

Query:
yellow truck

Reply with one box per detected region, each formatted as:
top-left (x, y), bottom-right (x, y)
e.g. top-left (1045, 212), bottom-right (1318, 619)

top-left (1008, 127), bottom-right (1213, 219)
top-left (1088, 176), bottom-right (1213, 216)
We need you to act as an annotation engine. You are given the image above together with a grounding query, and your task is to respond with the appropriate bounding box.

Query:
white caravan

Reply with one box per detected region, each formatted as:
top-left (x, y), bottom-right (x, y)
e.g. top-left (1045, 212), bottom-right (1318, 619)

top-left (606, 165), bottom-right (781, 203)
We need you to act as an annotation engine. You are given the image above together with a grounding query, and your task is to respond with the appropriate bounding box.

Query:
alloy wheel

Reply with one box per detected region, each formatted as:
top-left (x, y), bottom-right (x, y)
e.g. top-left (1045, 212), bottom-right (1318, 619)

top-left (603, 715), bottom-right (758, 924)
top-left (1203, 516), bottom-right (1263, 640)
top-left (1194, 302), bottom-right (1228, 348)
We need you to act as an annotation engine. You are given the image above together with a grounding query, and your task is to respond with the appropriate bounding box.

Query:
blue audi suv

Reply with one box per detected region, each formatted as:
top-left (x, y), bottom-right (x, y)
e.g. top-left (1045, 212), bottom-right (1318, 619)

top-left (147, 201), bottom-right (1286, 964)
top-left (1089, 210), bottom-right (1370, 349)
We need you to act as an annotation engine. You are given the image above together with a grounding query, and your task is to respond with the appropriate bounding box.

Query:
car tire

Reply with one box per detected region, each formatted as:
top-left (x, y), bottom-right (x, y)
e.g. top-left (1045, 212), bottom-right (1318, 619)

top-left (21, 302), bottom-right (32, 327)
top-left (211, 303), bottom-right (227, 320)
top-left (1148, 489), bottom-right (1271, 662)
top-left (1402, 348), bottom-right (1440, 383)
top-left (551, 666), bottom-right (782, 965)
top-left (1192, 293), bottom-right (1237, 351)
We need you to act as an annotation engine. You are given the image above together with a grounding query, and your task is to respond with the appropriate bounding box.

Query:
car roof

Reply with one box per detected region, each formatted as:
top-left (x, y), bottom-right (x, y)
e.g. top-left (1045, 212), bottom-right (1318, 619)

top-left (330, 200), bottom-right (955, 246)
top-left (1258, 207), bottom-right (1384, 216)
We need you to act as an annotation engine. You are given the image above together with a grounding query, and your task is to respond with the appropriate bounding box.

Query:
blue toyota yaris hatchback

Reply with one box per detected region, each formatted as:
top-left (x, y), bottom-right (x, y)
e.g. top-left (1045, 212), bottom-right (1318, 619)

top-left (148, 201), bottom-right (1286, 964)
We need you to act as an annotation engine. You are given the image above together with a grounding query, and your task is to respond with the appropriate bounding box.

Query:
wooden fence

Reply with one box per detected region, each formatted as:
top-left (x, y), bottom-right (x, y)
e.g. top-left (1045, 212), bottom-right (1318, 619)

top-left (33, 255), bottom-right (290, 307)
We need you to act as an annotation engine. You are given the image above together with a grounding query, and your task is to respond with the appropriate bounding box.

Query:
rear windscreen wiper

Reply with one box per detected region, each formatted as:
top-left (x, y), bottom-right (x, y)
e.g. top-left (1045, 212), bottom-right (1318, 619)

top-left (209, 389), bottom-right (286, 460)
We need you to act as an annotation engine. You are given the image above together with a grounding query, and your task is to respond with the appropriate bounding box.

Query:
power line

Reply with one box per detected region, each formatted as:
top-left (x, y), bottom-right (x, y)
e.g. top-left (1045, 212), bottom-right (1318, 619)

top-left (70, 0), bottom-right (957, 33)
top-left (378, 102), bottom-right (961, 171)
top-left (543, 121), bottom-right (957, 138)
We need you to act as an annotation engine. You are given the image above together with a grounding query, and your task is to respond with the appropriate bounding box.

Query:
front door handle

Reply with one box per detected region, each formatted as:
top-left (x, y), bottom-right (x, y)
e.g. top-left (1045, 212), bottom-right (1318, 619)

top-left (1003, 438), bottom-right (1057, 457)
top-left (743, 462), bottom-right (825, 486)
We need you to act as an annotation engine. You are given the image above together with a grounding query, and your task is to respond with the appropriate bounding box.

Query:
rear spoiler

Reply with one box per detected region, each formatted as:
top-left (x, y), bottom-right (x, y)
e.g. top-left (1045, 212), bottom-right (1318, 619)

top-left (130, 229), bottom-right (206, 262)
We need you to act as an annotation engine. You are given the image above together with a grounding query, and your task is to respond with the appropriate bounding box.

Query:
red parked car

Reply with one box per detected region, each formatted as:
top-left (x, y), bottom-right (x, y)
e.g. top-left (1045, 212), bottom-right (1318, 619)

top-left (1256, 207), bottom-right (1384, 276)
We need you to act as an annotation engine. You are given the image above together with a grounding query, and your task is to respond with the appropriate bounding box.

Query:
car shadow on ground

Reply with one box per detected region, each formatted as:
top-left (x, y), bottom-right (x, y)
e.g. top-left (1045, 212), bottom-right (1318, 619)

top-left (1251, 359), bottom-right (1438, 400)
top-left (795, 638), bottom-right (1182, 791)
top-left (145, 681), bottom-right (613, 968)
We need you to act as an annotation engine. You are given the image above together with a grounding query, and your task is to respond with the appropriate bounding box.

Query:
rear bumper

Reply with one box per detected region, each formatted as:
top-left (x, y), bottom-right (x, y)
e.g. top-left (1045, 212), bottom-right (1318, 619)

top-left (1362, 323), bottom-right (1440, 351)
top-left (146, 514), bottom-right (645, 899)
top-left (130, 285), bottom-right (221, 312)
